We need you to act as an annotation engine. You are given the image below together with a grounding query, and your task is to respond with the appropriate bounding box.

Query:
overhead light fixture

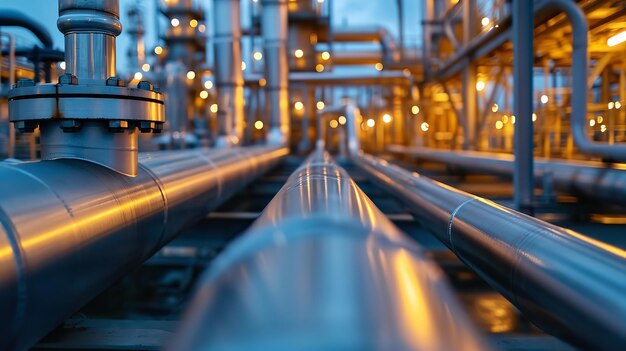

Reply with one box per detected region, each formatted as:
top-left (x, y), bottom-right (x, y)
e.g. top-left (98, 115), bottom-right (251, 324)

top-left (607, 31), bottom-right (626, 47)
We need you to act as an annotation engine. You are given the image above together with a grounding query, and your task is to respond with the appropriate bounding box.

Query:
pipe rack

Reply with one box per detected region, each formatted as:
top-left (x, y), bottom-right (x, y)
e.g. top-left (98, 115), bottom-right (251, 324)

top-left (169, 150), bottom-right (492, 351)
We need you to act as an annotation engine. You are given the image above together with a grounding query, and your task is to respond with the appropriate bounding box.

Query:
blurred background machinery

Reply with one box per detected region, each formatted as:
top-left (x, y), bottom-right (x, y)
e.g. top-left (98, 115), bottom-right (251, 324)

top-left (0, 0), bottom-right (625, 350)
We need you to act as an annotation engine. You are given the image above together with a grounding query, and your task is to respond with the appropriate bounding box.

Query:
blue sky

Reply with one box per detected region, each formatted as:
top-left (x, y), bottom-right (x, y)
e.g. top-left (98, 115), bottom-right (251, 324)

top-left (0, 0), bottom-right (422, 72)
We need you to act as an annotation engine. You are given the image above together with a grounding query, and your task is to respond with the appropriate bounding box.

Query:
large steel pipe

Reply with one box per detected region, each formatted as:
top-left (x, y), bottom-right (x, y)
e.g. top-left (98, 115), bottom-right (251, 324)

top-left (0, 145), bottom-right (287, 351)
top-left (353, 152), bottom-right (626, 350)
top-left (388, 145), bottom-right (626, 207)
top-left (168, 150), bottom-right (492, 351)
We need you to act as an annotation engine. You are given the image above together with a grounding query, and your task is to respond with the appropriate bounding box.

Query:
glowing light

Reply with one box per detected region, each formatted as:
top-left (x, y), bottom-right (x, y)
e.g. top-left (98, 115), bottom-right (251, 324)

top-left (616, 101), bottom-right (622, 109)
top-left (187, 71), bottom-right (196, 80)
top-left (316, 101), bottom-right (325, 110)
top-left (382, 114), bottom-right (392, 124)
top-left (317, 0), bottom-right (324, 3)
top-left (502, 115), bottom-right (509, 124)
top-left (294, 49), bottom-right (304, 58)
top-left (141, 63), bottom-right (151, 72)
top-left (254, 120), bottom-right (264, 130)
top-left (532, 113), bottom-right (537, 122)
top-left (375, 62), bottom-right (384, 71)
top-left (171, 18), bottom-right (180, 27)
top-left (601, 124), bottom-right (607, 132)
top-left (204, 80), bottom-right (213, 89)
top-left (59, 61), bottom-right (66, 70)
top-left (481, 17), bottom-right (490, 27)
top-left (198, 24), bottom-right (206, 33)
top-left (338, 115), bottom-right (347, 125)
top-left (491, 103), bottom-right (499, 113)
top-left (210, 104), bottom-right (218, 113)
top-left (411, 105), bottom-right (420, 114)
top-left (607, 31), bottom-right (626, 47)
top-left (597, 115), bottom-right (604, 123)
top-left (475, 80), bottom-right (486, 91)
top-left (540, 94), bottom-right (549, 104)
top-left (190, 19), bottom-right (198, 28)
top-left (199, 91), bottom-right (209, 99)
top-left (512, 115), bottom-right (516, 124)
top-left (259, 78), bottom-right (266, 87)
top-left (154, 46), bottom-right (163, 55)
top-left (294, 101), bottom-right (304, 111)
top-left (321, 51), bottom-right (330, 60)
top-left (608, 101), bottom-right (615, 110)
top-left (495, 120), bottom-right (504, 130)
top-left (420, 122), bottom-right (429, 132)
top-left (366, 119), bottom-right (376, 128)
top-left (315, 64), bottom-right (325, 72)
top-left (241, 61), bottom-right (247, 71)
top-left (253, 51), bottom-right (263, 61)
top-left (329, 120), bottom-right (339, 128)
top-left (134, 72), bottom-right (143, 80)
top-left (589, 119), bottom-right (596, 127)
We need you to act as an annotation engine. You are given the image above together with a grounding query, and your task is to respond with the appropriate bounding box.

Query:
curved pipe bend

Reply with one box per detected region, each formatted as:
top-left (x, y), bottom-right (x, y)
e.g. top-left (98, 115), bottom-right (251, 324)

top-left (0, 10), bottom-right (54, 48)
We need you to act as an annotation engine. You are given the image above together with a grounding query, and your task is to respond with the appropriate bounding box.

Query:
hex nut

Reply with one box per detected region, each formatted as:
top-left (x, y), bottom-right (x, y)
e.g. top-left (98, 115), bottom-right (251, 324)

top-left (108, 120), bottom-right (129, 133)
top-left (14, 121), bottom-right (38, 133)
top-left (58, 73), bottom-right (78, 85)
top-left (106, 76), bottom-right (126, 87)
top-left (137, 81), bottom-right (153, 91)
top-left (139, 121), bottom-right (155, 133)
top-left (60, 119), bottom-right (82, 132)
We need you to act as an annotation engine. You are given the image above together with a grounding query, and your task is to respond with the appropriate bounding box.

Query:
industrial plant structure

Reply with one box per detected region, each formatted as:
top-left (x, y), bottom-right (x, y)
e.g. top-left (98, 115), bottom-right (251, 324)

top-left (0, 0), bottom-right (625, 350)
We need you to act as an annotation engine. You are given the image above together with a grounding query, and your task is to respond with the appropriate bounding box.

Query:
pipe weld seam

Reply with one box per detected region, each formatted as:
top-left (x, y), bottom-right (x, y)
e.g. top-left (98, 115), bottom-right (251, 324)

top-left (447, 197), bottom-right (477, 251)
top-left (138, 163), bottom-right (169, 245)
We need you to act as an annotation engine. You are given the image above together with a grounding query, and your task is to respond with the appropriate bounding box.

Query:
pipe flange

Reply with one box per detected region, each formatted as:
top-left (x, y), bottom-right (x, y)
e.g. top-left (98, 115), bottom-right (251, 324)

top-left (8, 82), bottom-right (165, 132)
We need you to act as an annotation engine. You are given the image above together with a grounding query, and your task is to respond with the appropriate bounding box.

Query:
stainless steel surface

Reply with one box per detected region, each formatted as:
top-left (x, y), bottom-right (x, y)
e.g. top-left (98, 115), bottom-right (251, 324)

top-left (214, 0), bottom-right (245, 147)
top-left (353, 151), bottom-right (626, 350)
top-left (57, 0), bottom-right (122, 84)
top-left (388, 145), bottom-right (626, 207)
top-left (512, 0), bottom-right (534, 211)
top-left (169, 150), bottom-right (492, 351)
top-left (0, 145), bottom-right (288, 351)
top-left (262, 0), bottom-right (290, 145)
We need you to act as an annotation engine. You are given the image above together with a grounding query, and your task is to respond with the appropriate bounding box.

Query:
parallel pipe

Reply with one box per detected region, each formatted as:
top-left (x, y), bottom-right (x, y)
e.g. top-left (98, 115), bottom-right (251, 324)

top-left (169, 150), bottom-right (492, 351)
top-left (388, 145), bottom-right (626, 207)
top-left (353, 152), bottom-right (626, 350)
top-left (333, 26), bottom-right (400, 64)
top-left (0, 145), bottom-right (288, 350)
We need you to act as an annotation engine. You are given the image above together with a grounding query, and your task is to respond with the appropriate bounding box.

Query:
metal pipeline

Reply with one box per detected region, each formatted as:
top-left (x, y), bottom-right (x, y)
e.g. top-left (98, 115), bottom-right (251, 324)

top-left (533, 0), bottom-right (626, 161)
top-left (168, 150), bottom-right (492, 351)
top-left (388, 145), bottom-right (626, 207)
top-left (333, 26), bottom-right (401, 64)
top-left (262, 0), bottom-right (290, 145)
top-left (0, 10), bottom-right (54, 48)
top-left (213, 0), bottom-right (245, 147)
top-left (289, 71), bottom-right (414, 87)
top-left (0, 145), bottom-right (288, 351)
top-left (352, 151), bottom-right (626, 350)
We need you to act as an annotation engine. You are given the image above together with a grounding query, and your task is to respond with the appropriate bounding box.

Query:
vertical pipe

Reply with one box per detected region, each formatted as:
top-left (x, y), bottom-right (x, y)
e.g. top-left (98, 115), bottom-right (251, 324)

top-left (512, 0), bottom-right (534, 212)
top-left (462, 60), bottom-right (477, 149)
top-left (262, 0), bottom-right (290, 145)
top-left (57, 0), bottom-right (121, 84)
top-left (8, 34), bottom-right (15, 158)
top-left (214, 0), bottom-right (245, 147)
